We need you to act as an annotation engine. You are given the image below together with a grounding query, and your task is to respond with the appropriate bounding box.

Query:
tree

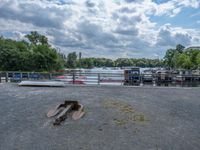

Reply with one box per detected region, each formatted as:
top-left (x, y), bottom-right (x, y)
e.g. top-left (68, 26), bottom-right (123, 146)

top-left (164, 44), bottom-right (188, 68)
top-left (80, 58), bottom-right (94, 69)
top-left (66, 52), bottom-right (77, 68)
top-left (176, 53), bottom-right (192, 69)
top-left (176, 44), bottom-right (185, 53)
top-left (185, 49), bottom-right (200, 69)
top-left (0, 32), bottom-right (65, 71)
top-left (164, 49), bottom-right (176, 68)
top-left (25, 31), bottom-right (48, 45)
top-left (172, 51), bottom-right (181, 68)
top-left (196, 53), bottom-right (200, 69)
top-left (115, 58), bottom-right (133, 67)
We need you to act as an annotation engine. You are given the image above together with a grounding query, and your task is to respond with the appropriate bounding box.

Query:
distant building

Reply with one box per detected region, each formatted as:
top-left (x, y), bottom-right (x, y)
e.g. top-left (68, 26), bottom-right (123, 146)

top-left (186, 46), bottom-right (200, 50)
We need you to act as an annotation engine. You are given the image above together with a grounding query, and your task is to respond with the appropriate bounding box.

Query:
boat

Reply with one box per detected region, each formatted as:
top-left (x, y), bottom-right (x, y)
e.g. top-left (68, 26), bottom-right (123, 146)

top-left (142, 70), bottom-right (153, 82)
top-left (18, 81), bottom-right (66, 87)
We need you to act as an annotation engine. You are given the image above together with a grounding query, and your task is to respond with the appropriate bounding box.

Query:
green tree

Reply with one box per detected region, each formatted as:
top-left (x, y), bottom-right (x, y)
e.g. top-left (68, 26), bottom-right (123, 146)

top-left (0, 32), bottom-right (64, 71)
top-left (164, 44), bottom-right (186, 68)
top-left (25, 31), bottom-right (48, 45)
top-left (80, 58), bottom-right (94, 69)
top-left (176, 53), bottom-right (192, 69)
top-left (196, 53), bottom-right (200, 69)
top-left (176, 44), bottom-right (185, 53)
top-left (115, 58), bottom-right (133, 67)
top-left (66, 52), bottom-right (77, 68)
top-left (164, 49), bottom-right (176, 68)
top-left (185, 49), bottom-right (200, 69)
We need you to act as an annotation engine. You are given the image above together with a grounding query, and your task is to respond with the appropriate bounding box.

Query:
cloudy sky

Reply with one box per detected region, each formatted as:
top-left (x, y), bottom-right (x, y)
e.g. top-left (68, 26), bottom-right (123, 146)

top-left (0, 0), bottom-right (200, 58)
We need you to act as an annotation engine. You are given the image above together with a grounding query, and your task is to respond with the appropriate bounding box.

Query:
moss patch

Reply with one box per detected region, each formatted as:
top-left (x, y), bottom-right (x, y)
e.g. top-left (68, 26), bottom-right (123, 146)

top-left (102, 100), bottom-right (149, 126)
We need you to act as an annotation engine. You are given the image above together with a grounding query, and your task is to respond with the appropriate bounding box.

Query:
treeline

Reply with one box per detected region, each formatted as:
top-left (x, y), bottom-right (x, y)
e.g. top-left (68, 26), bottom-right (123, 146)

top-left (66, 44), bottom-right (200, 69)
top-left (65, 52), bottom-right (164, 68)
top-left (1, 31), bottom-right (200, 71)
top-left (164, 44), bottom-right (200, 69)
top-left (0, 32), bottom-right (65, 71)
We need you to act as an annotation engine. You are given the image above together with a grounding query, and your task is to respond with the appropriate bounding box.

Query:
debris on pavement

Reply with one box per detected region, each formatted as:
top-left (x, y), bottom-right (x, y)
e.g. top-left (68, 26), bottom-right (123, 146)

top-left (47, 100), bottom-right (85, 125)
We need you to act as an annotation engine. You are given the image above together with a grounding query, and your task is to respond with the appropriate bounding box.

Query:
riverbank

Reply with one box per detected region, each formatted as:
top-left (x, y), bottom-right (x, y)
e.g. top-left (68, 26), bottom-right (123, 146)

top-left (0, 83), bottom-right (200, 150)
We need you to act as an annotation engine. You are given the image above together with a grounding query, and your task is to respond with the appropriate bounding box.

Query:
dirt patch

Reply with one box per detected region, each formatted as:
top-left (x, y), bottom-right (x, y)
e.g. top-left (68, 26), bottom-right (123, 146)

top-left (101, 100), bottom-right (149, 126)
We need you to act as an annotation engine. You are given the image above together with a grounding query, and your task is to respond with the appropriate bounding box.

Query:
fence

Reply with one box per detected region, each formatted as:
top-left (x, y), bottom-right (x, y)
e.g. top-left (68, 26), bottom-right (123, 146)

top-left (0, 71), bottom-right (125, 85)
top-left (52, 72), bottom-right (125, 85)
top-left (1, 71), bottom-right (200, 87)
top-left (0, 72), bottom-right (52, 83)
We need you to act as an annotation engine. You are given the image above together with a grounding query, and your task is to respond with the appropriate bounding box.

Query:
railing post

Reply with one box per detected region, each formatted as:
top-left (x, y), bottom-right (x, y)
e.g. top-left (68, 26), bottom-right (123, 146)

top-left (49, 73), bottom-right (52, 80)
top-left (20, 73), bottom-right (22, 81)
top-left (5, 72), bottom-right (8, 82)
top-left (27, 73), bottom-right (30, 80)
top-left (72, 72), bottom-right (75, 84)
top-left (98, 73), bottom-right (100, 85)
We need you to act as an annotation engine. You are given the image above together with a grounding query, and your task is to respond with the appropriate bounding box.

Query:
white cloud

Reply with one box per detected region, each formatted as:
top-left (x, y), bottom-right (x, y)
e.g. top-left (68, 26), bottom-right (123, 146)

top-left (177, 0), bottom-right (200, 8)
top-left (0, 0), bottom-right (199, 58)
top-left (155, 24), bottom-right (199, 49)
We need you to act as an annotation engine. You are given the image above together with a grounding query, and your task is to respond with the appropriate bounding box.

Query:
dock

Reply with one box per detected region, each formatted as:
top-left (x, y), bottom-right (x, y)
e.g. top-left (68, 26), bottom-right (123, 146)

top-left (0, 83), bottom-right (200, 150)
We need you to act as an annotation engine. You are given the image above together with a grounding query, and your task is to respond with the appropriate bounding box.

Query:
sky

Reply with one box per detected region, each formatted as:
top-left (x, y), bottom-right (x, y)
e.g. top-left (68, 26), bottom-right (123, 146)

top-left (0, 0), bottom-right (200, 59)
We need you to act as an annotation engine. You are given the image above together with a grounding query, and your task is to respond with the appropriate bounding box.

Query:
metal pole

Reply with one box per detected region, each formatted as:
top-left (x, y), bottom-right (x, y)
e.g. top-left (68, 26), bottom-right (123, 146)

top-left (0, 72), bottom-right (1, 83)
top-left (49, 73), bottom-right (52, 80)
top-left (73, 72), bottom-right (75, 84)
top-left (20, 73), bottom-right (22, 81)
top-left (5, 72), bottom-right (8, 82)
top-left (98, 73), bottom-right (100, 85)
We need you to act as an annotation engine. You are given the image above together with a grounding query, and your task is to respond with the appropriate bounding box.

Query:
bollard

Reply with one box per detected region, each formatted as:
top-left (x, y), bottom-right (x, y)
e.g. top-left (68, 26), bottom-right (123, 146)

top-left (139, 75), bottom-right (143, 86)
top-left (153, 80), bottom-right (156, 86)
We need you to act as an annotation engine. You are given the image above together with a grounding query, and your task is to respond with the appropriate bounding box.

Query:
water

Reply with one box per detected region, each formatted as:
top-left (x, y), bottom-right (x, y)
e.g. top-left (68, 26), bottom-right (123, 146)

top-left (81, 67), bottom-right (160, 74)
top-left (156, 81), bottom-right (200, 87)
